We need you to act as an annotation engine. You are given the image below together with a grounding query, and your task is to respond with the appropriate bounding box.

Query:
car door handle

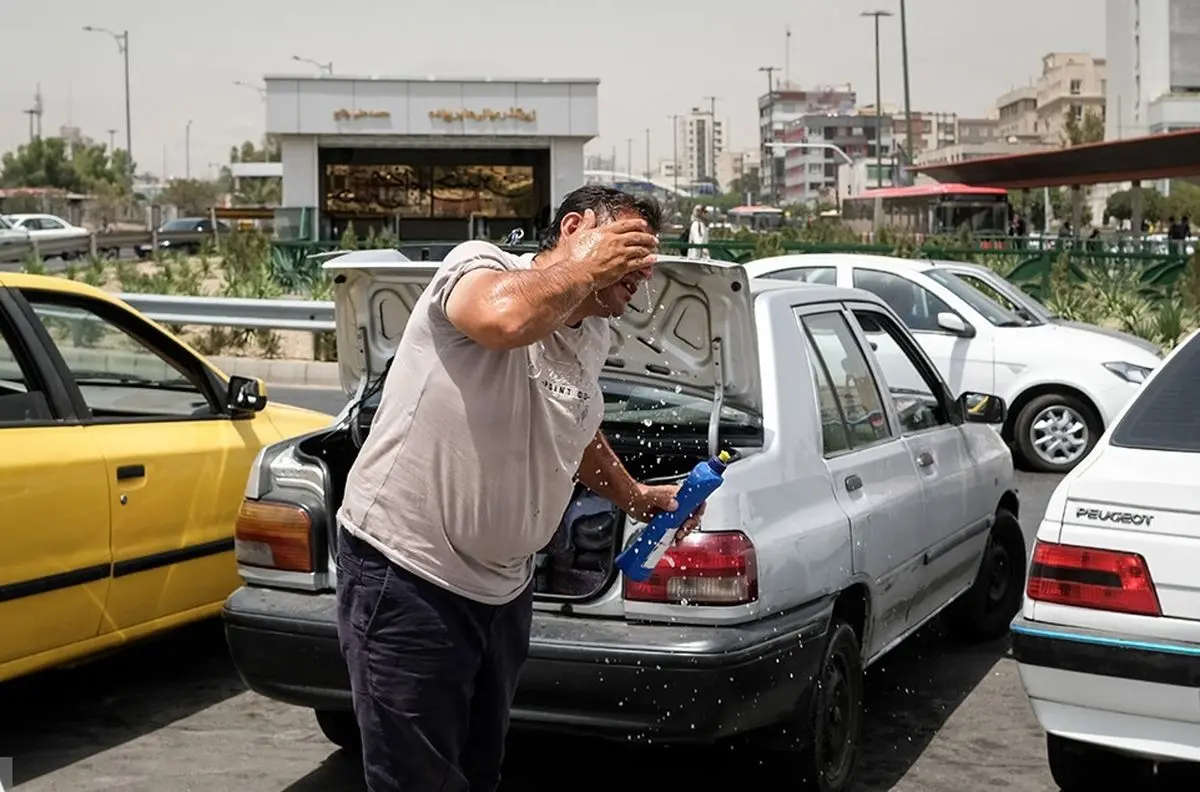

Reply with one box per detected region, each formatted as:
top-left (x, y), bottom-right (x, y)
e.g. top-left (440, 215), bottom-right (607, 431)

top-left (116, 464), bottom-right (145, 481)
top-left (844, 474), bottom-right (863, 492)
top-left (916, 452), bottom-right (934, 468)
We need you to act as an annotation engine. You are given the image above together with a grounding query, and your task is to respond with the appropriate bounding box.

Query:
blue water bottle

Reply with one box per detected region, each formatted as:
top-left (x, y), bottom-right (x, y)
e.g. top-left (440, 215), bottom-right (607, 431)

top-left (615, 451), bottom-right (733, 583)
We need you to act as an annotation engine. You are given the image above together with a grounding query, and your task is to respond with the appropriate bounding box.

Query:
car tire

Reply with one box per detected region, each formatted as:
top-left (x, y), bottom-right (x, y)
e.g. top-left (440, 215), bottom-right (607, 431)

top-left (776, 618), bottom-right (864, 792)
top-left (1012, 392), bottom-right (1101, 473)
top-left (944, 509), bottom-right (1026, 643)
top-left (1047, 734), bottom-right (1154, 790)
top-left (314, 709), bottom-right (360, 752)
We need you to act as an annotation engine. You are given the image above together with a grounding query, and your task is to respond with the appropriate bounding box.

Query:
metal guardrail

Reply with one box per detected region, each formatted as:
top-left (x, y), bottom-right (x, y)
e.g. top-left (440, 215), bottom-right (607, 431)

top-left (0, 230), bottom-right (213, 264)
top-left (118, 293), bottom-right (335, 332)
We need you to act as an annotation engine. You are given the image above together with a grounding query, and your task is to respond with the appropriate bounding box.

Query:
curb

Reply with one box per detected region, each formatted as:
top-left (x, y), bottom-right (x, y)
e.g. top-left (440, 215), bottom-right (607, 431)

top-left (208, 355), bottom-right (341, 388)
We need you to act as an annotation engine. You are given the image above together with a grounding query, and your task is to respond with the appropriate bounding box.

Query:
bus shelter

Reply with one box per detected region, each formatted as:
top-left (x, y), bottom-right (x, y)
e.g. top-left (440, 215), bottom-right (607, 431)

top-left (907, 128), bottom-right (1200, 235)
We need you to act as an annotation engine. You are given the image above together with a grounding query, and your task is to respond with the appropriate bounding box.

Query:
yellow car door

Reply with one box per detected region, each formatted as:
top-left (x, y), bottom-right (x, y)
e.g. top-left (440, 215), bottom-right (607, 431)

top-left (0, 290), bottom-right (111, 683)
top-left (15, 286), bottom-right (281, 635)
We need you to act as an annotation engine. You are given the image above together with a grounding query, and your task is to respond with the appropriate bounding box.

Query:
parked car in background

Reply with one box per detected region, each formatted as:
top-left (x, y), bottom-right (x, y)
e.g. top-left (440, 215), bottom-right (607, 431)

top-left (134, 217), bottom-right (231, 258)
top-left (5, 214), bottom-right (90, 259)
top-left (742, 254), bottom-right (1162, 474)
top-left (0, 272), bottom-right (331, 684)
top-left (0, 215), bottom-right (31, 249)
top-left (925, 259), bottom-right (1162, 356)
top-left (222, 251), bottom-right (1023, 792)
top-left (1012, 326), bottom-right (1200, 790)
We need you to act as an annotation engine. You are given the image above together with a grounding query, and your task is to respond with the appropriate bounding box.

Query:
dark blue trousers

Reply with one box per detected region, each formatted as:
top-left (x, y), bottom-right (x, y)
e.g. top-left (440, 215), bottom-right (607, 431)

top-left (335, 529), bottom-right (533, 792)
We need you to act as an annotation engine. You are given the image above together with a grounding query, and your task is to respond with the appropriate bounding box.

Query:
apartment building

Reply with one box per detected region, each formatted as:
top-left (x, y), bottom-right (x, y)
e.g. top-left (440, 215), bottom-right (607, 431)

top-left (716, 149), bottom-right (760, 194)
top-left (1106, 0), bottom-right (1200, 138)
top-left (677, 109), bottom-right (724, 183)
top-left (781, 111), bottom-right (893, 205)
top-left (758, 83), bottom-right (857, 203)
top-left (993, 52), bottom-right (1106, 145)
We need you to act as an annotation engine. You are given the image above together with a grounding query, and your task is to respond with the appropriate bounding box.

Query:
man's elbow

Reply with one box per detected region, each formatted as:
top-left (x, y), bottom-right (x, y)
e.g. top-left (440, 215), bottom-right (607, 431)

top-left (459, 307), bottom-right (535, 351)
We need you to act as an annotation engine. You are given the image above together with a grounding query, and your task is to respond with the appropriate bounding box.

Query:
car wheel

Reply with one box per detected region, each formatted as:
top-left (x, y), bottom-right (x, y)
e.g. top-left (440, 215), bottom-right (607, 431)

top-left (944, 509), bottom-right (1026, 642)
top-left (782, 618), bottom-right (864, 792)
top-left (314, 709), bottom-right (360, 751)
top-left (1013, 392), bottom-right (1100, 473)
top-left (1047, 734), bottom-right (1154, 790)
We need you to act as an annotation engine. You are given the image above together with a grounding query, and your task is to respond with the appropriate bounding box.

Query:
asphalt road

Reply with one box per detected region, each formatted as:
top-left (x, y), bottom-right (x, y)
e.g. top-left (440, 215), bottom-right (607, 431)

top-left (4, 386), bottom-right (1193, 791)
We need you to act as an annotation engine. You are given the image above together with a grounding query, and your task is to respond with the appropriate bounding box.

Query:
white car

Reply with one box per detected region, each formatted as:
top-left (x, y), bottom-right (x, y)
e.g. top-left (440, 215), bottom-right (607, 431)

top-left (1011, 326), bottom-right (1200, 789)
top-left (0, 215), bottom-right (30, 248)
top-left (924, 259), bottom-right (1162, 356)
top-left (743, 254), bottom-right (1163, 474)
top-left (5, 214), bottom-right (90, 259)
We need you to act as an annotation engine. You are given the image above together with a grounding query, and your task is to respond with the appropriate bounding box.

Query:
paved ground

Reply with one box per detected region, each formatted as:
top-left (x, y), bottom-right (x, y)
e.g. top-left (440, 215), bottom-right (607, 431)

top-left (3, 387), bottom-right (1193, 790)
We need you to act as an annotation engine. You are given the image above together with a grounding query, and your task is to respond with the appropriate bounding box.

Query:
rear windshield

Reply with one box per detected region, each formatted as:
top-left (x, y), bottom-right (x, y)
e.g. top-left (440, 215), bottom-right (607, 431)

top-left (601, 377), bottom-right (761, 437)
top-left (1110, 335), bottom-right (1200, 453)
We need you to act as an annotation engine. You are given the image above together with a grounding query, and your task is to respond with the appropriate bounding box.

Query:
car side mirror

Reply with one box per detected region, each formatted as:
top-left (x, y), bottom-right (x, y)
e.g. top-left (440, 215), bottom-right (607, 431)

top-left (937, 311), bottom-right (975, 338)
top-left (958, 392), bottom-right (1006, 424)
top-left (226, 375), bottom-right (268, 416)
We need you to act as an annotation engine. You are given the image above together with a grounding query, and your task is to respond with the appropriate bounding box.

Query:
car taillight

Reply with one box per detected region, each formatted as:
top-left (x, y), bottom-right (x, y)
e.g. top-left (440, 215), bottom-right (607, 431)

top-left (1027, 540), bottom-right (1161, 617)
top-left (234, 499), bottom-right (314, 572)
top-left (623, 531), bottom-right (757, 606)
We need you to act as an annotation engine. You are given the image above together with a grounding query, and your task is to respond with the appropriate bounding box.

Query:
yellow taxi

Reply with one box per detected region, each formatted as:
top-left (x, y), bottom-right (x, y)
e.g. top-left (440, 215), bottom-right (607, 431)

top-left (0, 272), bottom-right (332, 683)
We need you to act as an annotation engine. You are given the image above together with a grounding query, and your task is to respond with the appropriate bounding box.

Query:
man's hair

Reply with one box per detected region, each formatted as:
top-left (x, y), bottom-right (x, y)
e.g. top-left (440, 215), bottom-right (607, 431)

top-left (539, 185), bottom-right (663, 252)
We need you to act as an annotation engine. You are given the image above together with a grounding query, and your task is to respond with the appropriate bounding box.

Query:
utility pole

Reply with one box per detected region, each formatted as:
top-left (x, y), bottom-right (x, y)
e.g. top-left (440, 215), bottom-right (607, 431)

top-left (703, 96), bottom-right (720, 184)
top-left (23, 84), bottom-right (43, 142)
top-left (83, 26), bottom-right (133, 183)
top-left (899, 0), bottom-right (914, 174)
top-left (668, 114), bottom-right (681, 198)
top-left (758, 66), bottom-right (779, 204)
top-left (645, 128), bottom-right (651, 179)
top-left (862, 11), bottom-right (893, 188)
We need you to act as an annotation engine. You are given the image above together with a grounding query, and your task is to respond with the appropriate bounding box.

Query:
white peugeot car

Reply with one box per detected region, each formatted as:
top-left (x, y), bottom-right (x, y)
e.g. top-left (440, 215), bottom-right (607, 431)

top-left (743, 254), bottom-right (1162, 473)
top-left (1012, 326), bottom-right (1200, 789)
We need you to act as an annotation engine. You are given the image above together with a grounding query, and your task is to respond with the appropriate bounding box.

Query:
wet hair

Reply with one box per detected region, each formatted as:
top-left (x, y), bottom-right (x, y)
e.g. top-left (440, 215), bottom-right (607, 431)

top-left (539, 185), bottom-right (663, 252)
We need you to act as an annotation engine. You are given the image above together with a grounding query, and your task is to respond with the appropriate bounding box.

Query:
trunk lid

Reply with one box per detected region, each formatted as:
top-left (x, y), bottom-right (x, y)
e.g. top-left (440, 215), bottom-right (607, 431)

top-left (325, 250), bottom-right (763, 425)
top-left (1059, 445), bottom-right (1200, 621)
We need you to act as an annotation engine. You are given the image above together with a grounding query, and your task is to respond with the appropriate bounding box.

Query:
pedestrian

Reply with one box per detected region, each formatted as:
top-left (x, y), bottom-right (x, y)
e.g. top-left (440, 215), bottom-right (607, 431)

top-left (334, 185), bottom-right (702, 792)
top-left (687, 204), bottom-right (710, 259)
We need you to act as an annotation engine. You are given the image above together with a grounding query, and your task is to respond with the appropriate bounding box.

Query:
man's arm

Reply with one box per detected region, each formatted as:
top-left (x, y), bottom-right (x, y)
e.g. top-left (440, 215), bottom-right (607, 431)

top-left (575, 431), bottom-right (639, 513)
top-left (445, 264), bottom-right (597, 352)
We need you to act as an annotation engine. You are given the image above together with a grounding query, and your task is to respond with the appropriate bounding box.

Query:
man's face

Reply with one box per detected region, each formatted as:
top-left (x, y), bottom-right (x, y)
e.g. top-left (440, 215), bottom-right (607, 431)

top-left (566, 208), bottom-right (656, 318)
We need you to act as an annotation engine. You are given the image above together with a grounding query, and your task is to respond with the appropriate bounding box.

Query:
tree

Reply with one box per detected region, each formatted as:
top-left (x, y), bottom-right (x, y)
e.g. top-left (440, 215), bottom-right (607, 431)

top-left (1105, 187), bottom-right (1167, 225)
top-left (160, 178), bottom-right (224, 216)
top-left (1062, 108), bottom-right (1105, 148)
top-left (0, 136), bottom-right (131, 194)
top-left (218, 136), bottom-right (282, 206)
top-left (1009, 187), bottom-right (1092, 229)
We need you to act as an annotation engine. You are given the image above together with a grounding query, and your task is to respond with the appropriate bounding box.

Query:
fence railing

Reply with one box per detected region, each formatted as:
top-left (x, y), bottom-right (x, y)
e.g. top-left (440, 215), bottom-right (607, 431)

top-left (0, 230), bottom-right (214, 264)
top-left (119, 294), bottom-right (335, 332)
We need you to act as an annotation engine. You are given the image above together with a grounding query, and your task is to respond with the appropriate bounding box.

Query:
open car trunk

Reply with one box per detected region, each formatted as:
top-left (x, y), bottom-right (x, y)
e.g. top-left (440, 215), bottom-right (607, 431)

top-left (302, 251), bottom-right (765, 603)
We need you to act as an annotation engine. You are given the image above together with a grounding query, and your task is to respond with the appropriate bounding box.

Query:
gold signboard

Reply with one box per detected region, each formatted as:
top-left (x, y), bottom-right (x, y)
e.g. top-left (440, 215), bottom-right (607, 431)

top-left (428, 107), bottom-right (537, 123)
top-left (333, 109), bottom-right (391, 121)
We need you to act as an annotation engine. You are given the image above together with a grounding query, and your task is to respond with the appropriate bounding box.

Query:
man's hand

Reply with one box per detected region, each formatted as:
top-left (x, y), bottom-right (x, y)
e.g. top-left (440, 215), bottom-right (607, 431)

top-left (564, 209), bottom-right (658, 290)
top-left (624, 483), bottom-right (705, 544)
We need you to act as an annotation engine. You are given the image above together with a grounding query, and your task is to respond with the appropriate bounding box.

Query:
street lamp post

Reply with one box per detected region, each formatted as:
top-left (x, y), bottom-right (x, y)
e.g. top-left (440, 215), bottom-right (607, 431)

top-left (703, 96), bottom-right (719, 184)
top-left (626, 138), bottom-right (634, 181)
top-left (861, 10), bottom-right (893, 188)
top-left (645, 128), bottom-right (651, 180)
top-left (233, 80), bottom-right (267, 101)
top-left (668, 114), bottom-right (681, 198)
top-left (185, 120), bottom-right (192, 179)
top-left (292, 55), bottom-right (333, 75)
top-left (83, 26), bottom-right (132, 183)
top-left (758, 66), bottom-right (780, 204)
top-left (899, 0), bottom-right (914, 172)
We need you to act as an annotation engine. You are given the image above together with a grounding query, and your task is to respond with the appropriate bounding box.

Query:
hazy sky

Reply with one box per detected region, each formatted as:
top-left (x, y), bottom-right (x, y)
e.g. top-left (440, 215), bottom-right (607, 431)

top-left (1, 0), bottom-right (1104, 180)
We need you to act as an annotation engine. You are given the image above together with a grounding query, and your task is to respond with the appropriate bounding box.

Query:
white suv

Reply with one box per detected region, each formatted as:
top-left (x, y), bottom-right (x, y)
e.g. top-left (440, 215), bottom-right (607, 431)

top-left (743, 253), bottom-right (1163, 473)
top-left (1013, 327), bottom-right (1200, 789)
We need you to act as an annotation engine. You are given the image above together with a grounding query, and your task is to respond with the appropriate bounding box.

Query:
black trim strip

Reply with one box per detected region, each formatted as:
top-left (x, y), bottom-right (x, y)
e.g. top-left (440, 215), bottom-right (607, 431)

top-left (1012, 628), bottom-right (1200, 688)
top-left (924, 514), bottom-right (993, 565)
top-left (0, 563), bottom-right (110, 604)
top-left (113, 537), bottom-right (235, 578)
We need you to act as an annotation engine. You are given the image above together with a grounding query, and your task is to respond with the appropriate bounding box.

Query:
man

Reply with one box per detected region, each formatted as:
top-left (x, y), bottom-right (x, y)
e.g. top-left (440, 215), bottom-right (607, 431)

top-left (334, 185), bottom-right (700, 792)
top-left (687, 204), bottom-right (710, 259)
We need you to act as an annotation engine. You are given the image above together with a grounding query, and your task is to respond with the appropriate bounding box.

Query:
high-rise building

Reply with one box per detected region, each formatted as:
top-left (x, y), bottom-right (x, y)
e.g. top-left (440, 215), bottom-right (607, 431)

top-left (1106, 0), bottom-right (1200, 139)
top-left (781, 111), bottom-right (893, 205)
top-left (758, 84), bottom-right (857, 204)
top-left (677, 109), bottom-right (724, 184)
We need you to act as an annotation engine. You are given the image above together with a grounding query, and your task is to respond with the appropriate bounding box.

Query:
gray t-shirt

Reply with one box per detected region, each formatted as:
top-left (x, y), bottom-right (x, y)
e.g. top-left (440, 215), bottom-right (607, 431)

top-left (336, 240), bottom-right (611, 605)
